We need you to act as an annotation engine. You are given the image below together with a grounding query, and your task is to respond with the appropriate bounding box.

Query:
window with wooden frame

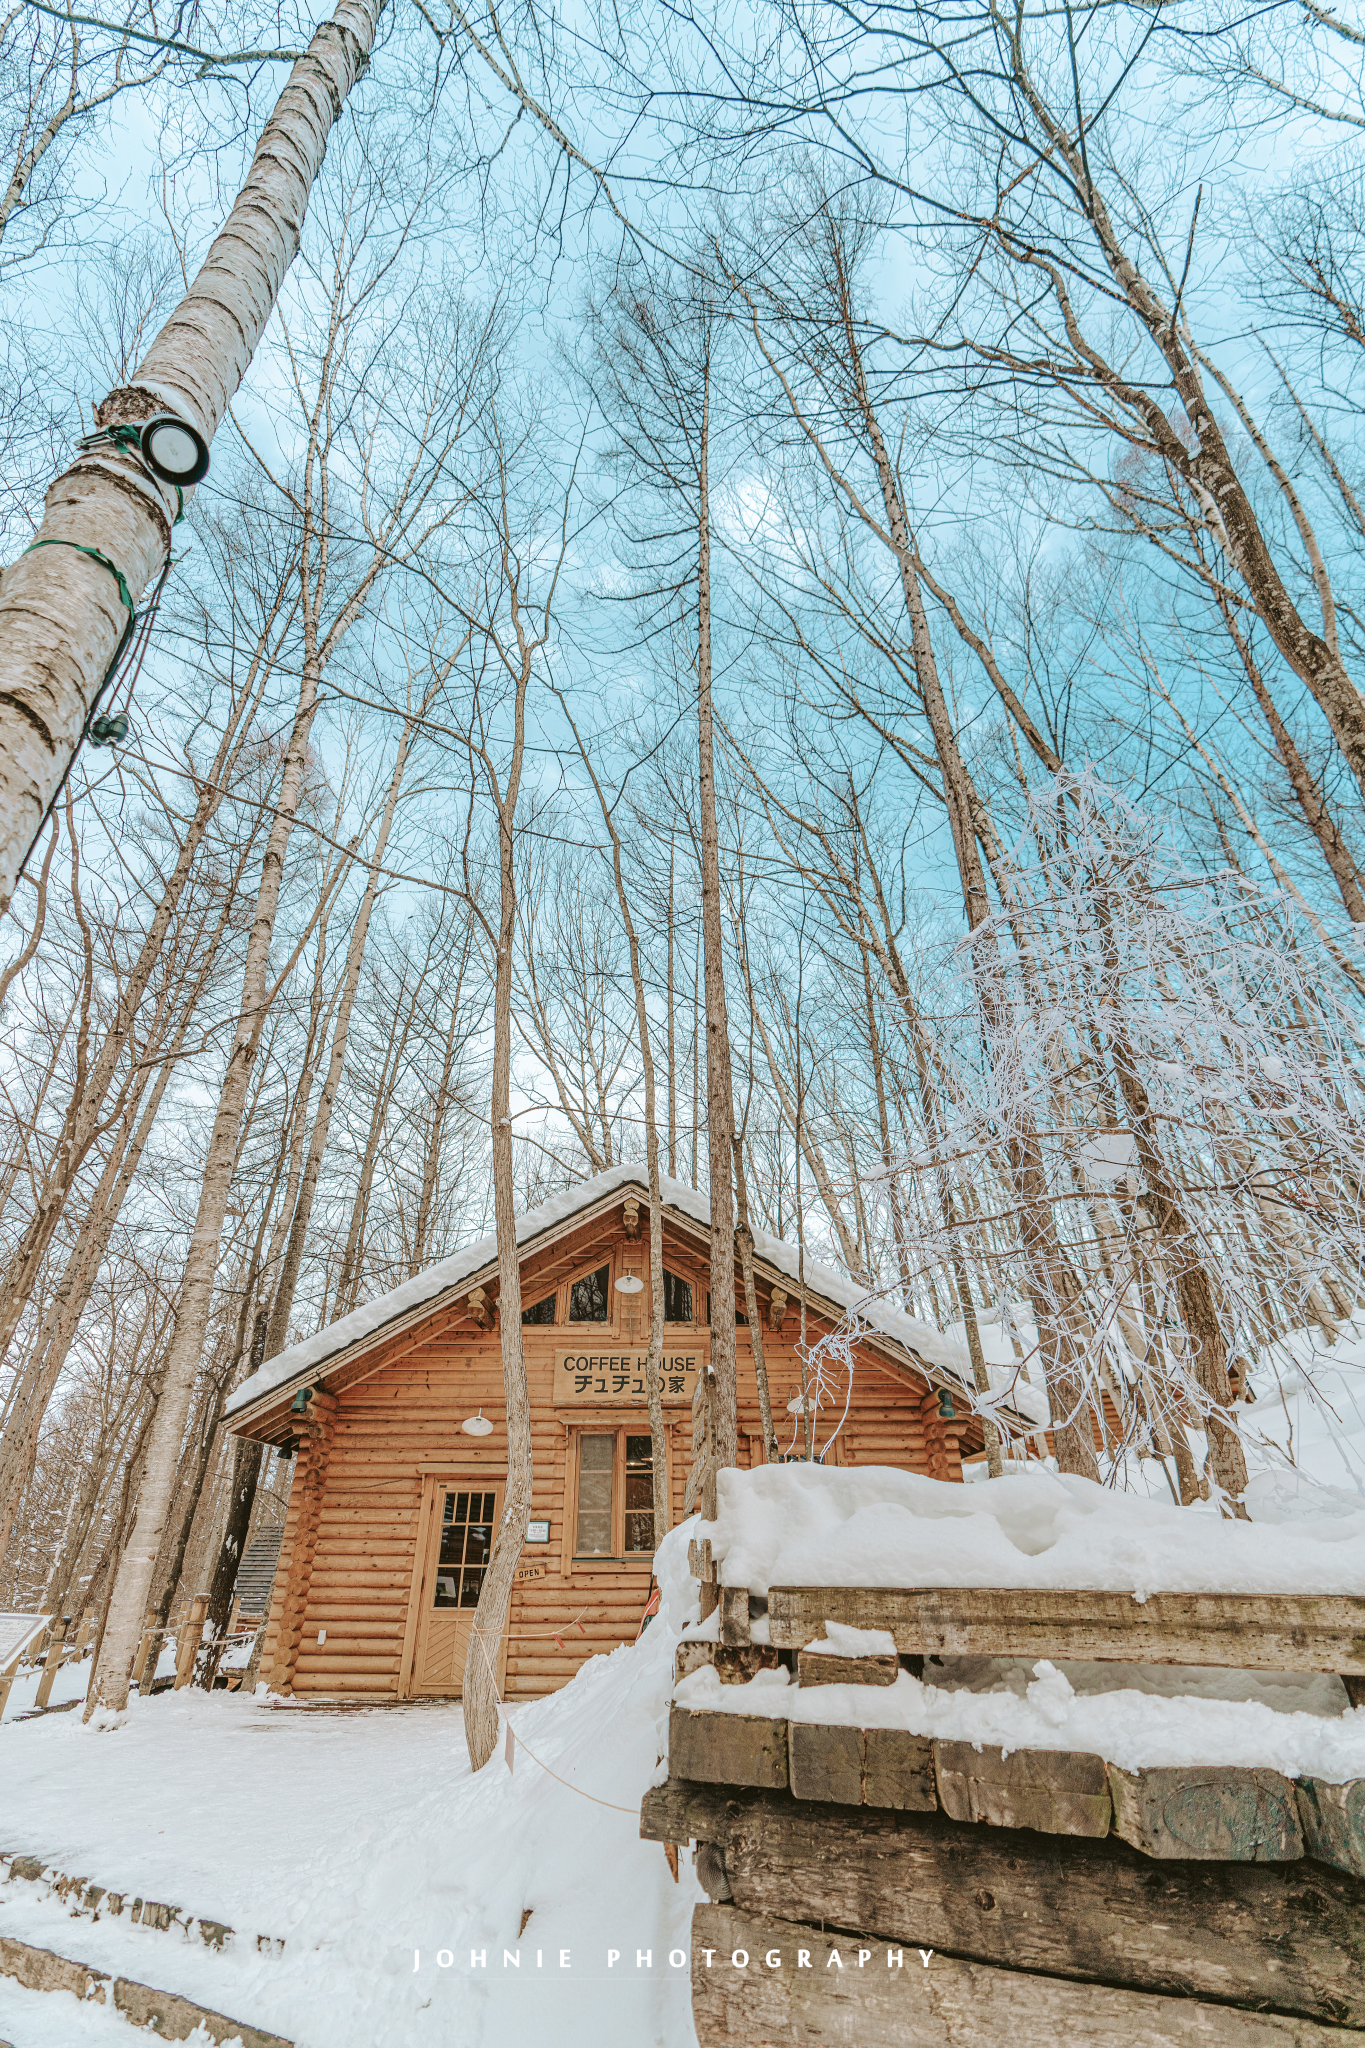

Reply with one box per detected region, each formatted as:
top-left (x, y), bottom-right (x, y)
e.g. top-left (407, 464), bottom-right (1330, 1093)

top-left (568, 1261), bottom-right (612, 1323)
top-left (568, 1427), bottom-right (664, 1561)
top-left (521, 1292), bottom-right (557, 1326)
top-left (662, 1269), bottom-right (693, 1324)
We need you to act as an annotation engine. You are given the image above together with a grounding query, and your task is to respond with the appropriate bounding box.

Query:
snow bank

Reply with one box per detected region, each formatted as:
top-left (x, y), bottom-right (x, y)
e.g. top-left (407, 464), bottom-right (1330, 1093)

top-left (0, 1524), bottom-right (707, 2048)
top-left (672, 1657), bottom-right (1365, 1778)
top-left (700, 1461), bottom-right (1365, 1599)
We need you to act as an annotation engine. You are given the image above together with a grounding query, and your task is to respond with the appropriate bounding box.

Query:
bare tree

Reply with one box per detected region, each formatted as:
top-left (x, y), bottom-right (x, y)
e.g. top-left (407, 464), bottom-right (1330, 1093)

top-left (0, 0), bottom-right (384, 913)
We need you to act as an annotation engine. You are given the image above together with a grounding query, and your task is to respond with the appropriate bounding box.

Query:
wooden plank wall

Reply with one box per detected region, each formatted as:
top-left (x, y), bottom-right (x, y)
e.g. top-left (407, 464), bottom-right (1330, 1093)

top-left (258, 1211), bottom-right (950, 1702)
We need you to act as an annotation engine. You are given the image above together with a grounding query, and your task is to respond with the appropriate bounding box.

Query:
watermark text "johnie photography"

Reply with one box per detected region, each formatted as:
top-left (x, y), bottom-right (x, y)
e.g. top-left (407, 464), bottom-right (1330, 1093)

top-left (413, 1946), bottom-right (932, 1972)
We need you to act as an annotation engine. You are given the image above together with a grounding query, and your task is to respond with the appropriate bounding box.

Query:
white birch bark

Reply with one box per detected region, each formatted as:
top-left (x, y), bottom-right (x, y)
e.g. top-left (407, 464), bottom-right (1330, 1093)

top-left (86, 668), bottom-right (323, 1716)
top-left (0, 0), bottom-right (385, 911)
top-left (695, 345), bottom-right (739, 1486)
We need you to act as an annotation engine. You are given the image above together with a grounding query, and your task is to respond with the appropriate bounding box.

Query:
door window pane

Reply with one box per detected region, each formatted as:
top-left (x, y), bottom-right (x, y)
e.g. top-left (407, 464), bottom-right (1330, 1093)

top-left (434, 1489), bottom-right (497, 1608)
top-left (569, 1264), bottom-right (610, 1321)
top-left (624, 1434), bottom-right (655, 1553)
top-left (522, 1293), bottom-right (557, 1325)
top-left (575, 1434), bottom-right (614, 1553)
top-left (662, 1271), bottom-right (693, 1323)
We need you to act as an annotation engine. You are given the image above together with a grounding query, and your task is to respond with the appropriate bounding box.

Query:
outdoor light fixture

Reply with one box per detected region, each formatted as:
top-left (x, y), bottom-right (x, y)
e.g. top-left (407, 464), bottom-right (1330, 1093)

top-left (461, 1410), bottom-right (494, 1437)
top-left (614, 1272), bottom-right (644, 1294)
top-left (78, 411), bottom-right (211, 489)
top-left (138, 414), bottom-right (211, 486)
top-left (787, 1393), bottom-right (815, 1414)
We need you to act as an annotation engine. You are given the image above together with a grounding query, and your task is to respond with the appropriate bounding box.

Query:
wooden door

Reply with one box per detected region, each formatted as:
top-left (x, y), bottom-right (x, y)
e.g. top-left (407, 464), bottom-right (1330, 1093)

top-left (408, 1480), bottom-right (508, 1697)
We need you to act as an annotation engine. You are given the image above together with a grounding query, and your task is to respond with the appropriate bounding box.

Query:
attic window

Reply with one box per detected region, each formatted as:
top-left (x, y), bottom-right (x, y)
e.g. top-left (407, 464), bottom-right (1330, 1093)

top-left (521, 1294), bottom-right (556, 1326)
top-left (569, 1264), bottom-right (610, 1322)
top-left (662, 1271), bottom-right (693, 1323)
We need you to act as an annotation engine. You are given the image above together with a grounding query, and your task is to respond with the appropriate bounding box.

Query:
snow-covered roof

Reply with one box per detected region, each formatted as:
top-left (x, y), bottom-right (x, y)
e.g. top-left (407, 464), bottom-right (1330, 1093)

top-left (225, 1164), bottom-right (1008, 1425)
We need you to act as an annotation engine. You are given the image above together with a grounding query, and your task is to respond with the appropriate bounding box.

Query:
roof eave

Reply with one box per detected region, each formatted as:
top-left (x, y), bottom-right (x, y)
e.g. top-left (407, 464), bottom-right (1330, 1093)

top-left (226, 1177), bottom-right (1032, 1438)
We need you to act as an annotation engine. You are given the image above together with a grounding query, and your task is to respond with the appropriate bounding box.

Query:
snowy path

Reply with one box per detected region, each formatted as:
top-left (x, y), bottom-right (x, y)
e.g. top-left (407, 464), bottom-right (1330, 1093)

top-left (1, 1597), bottom-right (701, 2048)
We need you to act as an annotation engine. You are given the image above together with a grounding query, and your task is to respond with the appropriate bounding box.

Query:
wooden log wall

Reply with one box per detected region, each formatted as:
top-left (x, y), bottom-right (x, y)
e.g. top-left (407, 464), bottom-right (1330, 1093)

top-left (253, 1209), bottom-right (959, 1702)
top-left (263, 1385), bottom-right (336, 1693)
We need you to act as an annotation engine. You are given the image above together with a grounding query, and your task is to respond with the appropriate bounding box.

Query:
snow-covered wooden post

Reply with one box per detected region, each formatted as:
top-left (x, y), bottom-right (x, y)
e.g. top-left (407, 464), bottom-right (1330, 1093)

top-left (32, 1615), bottom-right (70, 1710)
top-left (0, 1614), bottom-right (49, 1716)
top-left (130, 1606), bottom-right (159, 1690)
top-left (0, 0), bottom-right (386, 915)
top-left (174, 1595), bottom-right (209, 1690)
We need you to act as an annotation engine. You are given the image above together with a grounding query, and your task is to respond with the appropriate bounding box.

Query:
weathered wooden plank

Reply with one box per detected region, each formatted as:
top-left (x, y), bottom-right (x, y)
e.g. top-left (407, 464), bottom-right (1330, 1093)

top-left (669, 1705), bottom-right (788, 1790)
top-left (691, 1904), bottom-right (1350, 2046)
top-left (767, 1586), bottom-right (1365, 1673)
top-left (788, 1723), bottom-right (936, 1811)
top-left (639, 1783), bottom-right (1365, 2026)
top-left (796, 1649), bottom-right (898, 1687)
top-left (934, 1742), bottom-right (1111, 1838)
top-left (675, 1642), bottom-right (782, 1686)
top-left (865, 1729), bottom-right (938, 1811)
top-left (787, 1720), bottom-right (862, 1805)
top-left (719, 1585), bottom-right (750, 1647)
top-left (1295, 1777), bottom-right (1365, 1878)
top-left (1109, 1765), bottom-right (1304, 1862)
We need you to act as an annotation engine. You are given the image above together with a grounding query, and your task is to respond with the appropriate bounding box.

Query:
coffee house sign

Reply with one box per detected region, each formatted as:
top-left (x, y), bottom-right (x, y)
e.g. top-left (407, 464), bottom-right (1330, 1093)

top-left (552, 1339), bottom-right (707, 1405)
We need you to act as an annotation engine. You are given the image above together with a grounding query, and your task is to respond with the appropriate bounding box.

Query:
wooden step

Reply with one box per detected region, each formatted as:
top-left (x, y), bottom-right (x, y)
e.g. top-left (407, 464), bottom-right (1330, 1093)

top-left (0, 1932), bottom-right (292, 2047)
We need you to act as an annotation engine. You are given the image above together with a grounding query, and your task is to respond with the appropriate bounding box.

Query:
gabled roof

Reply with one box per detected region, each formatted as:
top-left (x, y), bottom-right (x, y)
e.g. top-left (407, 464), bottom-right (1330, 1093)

top-left (225, 1164), bottom-right (1031, 1430)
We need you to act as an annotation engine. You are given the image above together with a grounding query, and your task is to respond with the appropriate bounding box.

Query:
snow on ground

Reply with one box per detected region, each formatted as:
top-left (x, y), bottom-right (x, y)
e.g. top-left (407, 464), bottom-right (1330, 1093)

top-left (0, 1529), bottom-right (705, 2048)
top-left (5, 1319), bottom-right (1363, 2043)
top-left (1241, 1325), bottom-right (1365, 1510)
top-left (2, 1641), bottom-right (181, 1725)
top-left (698, 1458), bottom-right (1365, 1600)
top-left (0, 1974), bottom-right (179, 2046)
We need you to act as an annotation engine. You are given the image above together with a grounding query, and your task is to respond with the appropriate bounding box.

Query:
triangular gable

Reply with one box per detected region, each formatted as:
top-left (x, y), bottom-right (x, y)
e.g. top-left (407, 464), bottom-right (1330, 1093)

top-left (225, 1165), bottom-right (1012, 1436)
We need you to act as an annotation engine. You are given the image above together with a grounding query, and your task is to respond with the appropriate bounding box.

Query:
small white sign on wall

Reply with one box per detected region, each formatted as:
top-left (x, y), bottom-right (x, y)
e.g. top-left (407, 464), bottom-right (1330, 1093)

top-left (525, 1519), bottom-right (550, 1544)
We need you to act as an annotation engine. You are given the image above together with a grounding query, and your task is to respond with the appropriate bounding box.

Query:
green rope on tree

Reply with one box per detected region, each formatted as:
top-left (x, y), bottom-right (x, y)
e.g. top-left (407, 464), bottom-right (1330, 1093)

top-left (19, 538), bottom-right (136, 626)
top-left (79, 421), bottom-right (186, 521)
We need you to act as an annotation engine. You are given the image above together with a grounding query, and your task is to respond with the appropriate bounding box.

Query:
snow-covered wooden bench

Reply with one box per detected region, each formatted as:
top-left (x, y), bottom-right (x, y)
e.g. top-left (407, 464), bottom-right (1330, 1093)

top-left (662, 1701), bottom-right (1363, 1872)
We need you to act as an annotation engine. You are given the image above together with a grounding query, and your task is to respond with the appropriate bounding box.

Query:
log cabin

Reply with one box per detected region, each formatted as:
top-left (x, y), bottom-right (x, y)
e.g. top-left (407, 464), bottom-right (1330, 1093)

top-left (224, 1165), bottom-right (1017, 1704)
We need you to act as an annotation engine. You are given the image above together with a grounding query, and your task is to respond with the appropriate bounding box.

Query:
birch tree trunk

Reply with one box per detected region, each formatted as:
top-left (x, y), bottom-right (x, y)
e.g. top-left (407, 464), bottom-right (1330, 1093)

top-left (732, 1137), bottom-right (776, 1462)
top-left (463, 707), bottom-right (533, 1774)
top-left (334, 984), bottom-right (418, 1314)
top-left (0, 0), bottom-right (385, 911)
top-left (561, 695), bottom-right (671, 1538)
top-left (0, 816), bottom-right (254, 1569)
top-left (0, 1016), bottom-right (185, 1564)
top-left (87, 667), bottom-right (323, 1715)
top-left (695, 343), bottom-right (739, 1489)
